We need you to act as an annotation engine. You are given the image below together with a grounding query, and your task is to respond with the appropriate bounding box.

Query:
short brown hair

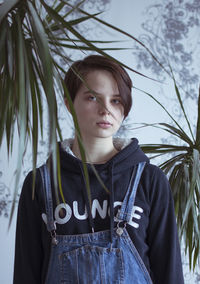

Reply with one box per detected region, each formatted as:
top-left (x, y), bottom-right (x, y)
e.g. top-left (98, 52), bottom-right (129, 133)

top-left (64, 55), bottom-right (132, 118)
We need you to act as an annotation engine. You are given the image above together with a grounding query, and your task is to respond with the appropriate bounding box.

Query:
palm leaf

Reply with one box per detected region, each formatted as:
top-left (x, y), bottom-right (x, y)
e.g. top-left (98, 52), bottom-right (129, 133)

top-left (141, 81), bottom-right (200, 268)
top-left (195, 87), bottom-right (200, 147)
top-left (66, 2), bottom-right (170, 77)
top-left (161, 153), bottom-right (186, 174)
top-left (170, 66), bottom-right (195, 142)
top-left (134, 87), bottom-right (192, 138)
top-left (41, 0), bottom-right (158, 81)
top-left (62, 81), bottom-right (92, 207)
top-left (9, 12), bottom-right (28, 227)
top-left (193, 241), bottom-right (199, 270)
top-left (141, 143), bottom-right (188, 154)
top-left (28, 1), bottom-right (61, 200)
top-left (0, 0), bottom-right (19, 23)
top-left (158, 123), bottom-right (193, 146)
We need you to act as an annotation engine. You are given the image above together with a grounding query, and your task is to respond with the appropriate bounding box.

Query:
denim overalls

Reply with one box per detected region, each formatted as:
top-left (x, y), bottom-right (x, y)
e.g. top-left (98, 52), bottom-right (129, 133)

top-left (39, 162), bottom-right (153, 284)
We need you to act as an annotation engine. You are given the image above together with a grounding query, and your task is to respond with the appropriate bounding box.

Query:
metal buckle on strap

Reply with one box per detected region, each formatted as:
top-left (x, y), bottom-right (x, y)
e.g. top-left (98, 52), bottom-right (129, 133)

top-left (51, 230), bottom-right (58, 245)
top-left (116, 221), bottom-right (127, 236)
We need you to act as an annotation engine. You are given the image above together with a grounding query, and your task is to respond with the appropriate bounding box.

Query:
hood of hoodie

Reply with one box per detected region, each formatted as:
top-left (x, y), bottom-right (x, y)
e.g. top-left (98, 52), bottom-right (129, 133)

top-left (59, 138), bottom-right (149, 175)
top-left (58, 137), bottom-right (149, 235)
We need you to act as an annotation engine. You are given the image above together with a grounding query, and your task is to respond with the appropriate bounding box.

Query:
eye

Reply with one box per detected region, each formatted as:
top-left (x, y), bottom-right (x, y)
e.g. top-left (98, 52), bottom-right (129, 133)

top-left (112, 98), bottom-right (121, 104)
top-left (88, 95), bottom-right (97, 101)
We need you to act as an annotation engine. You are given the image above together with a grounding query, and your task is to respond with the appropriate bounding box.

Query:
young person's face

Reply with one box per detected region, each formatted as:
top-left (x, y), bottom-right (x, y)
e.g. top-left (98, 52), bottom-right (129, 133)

top-left (71, 70), bottom-right (124, 140)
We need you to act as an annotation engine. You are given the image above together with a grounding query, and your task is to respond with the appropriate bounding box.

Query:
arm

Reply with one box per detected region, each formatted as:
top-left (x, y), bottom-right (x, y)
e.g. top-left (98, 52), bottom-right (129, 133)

top-left (13, 171), bottom-right (44, 284)
top-left (147, 167), bottom-right (184, 284)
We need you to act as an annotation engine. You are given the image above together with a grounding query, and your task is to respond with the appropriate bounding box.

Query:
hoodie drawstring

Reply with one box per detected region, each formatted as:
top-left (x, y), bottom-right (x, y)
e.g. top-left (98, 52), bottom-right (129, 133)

top-left (109, 163), bottom-right (115, 244)
top-left (79, 165), bottom-right (95, 233)
top-left (79, 162), bottom-right (115, 243)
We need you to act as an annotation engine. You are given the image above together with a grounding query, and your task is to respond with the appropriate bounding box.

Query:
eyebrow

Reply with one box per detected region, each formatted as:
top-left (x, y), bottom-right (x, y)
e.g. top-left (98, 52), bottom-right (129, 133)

top-left (83, 90), bottom-right (121, 97)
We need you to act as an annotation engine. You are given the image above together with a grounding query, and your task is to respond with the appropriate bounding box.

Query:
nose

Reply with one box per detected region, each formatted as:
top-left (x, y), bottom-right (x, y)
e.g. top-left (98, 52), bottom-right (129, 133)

top-left (98, 102), bottom-right (110, 115)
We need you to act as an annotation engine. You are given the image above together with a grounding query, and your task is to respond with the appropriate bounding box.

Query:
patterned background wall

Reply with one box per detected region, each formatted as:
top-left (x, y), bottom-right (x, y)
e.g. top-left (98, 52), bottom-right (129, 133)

top-left (0, 0), bottom-right (199, 283)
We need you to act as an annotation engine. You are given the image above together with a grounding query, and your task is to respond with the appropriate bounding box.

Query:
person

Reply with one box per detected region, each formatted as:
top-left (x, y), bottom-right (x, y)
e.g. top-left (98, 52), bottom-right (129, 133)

top-left (13, 55), bottom-right (184, 284)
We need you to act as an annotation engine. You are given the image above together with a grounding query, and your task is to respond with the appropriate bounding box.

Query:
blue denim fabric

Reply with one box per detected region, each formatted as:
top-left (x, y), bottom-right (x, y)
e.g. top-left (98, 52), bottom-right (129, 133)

top-left (40, 162), bottom-right (153, 284)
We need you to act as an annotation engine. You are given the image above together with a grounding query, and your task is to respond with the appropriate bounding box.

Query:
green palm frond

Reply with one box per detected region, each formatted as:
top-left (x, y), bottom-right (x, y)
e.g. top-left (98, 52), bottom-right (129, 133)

top-left (195, 87), bottom-right (200, 147)
top-left (141, 83), bottom-right (200, 269)
top-left (1, 0), bottom-right (158, 225)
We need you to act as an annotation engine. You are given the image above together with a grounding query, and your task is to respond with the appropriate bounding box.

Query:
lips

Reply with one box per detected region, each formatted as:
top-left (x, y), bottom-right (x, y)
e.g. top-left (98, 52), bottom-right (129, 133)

top-left (97, 121), bottom-right (112, 129)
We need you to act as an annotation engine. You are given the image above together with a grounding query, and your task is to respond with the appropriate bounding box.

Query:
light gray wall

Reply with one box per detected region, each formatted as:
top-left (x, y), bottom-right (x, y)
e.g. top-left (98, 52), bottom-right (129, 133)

top-left (0, 0), bottom-right (199, 283)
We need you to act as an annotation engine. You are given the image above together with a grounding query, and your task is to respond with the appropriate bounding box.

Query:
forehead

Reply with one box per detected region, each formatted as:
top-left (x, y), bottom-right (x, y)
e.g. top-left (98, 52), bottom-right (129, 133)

top-left (80, 70), bottom-right (119, 93)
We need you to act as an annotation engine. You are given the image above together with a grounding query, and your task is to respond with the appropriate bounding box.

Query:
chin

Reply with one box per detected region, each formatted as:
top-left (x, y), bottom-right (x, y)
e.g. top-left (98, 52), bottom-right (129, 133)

top-left (96, 131), bottom-right (117, 139)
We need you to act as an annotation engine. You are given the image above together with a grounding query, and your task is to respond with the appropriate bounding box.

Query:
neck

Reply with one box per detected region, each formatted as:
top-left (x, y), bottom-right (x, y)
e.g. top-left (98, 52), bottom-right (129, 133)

top-left (72, 137), bottom-right (118, 164)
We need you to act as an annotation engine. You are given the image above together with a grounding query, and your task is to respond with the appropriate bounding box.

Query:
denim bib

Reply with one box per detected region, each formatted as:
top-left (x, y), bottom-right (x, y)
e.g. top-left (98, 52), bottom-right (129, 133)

top-left (39, 162), bottom-right (153, 284)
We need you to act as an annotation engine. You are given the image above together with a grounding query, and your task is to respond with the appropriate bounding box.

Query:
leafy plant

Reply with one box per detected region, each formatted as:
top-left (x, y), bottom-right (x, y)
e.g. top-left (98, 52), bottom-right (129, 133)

top-left (138, 80), bottom-right (200, 269)
top-left (0, 0), bottom-right (157, 223)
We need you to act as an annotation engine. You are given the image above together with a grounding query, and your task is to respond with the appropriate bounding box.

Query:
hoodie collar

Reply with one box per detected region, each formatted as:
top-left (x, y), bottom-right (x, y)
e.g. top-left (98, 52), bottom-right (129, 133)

top-left (61, 137), bottom-right (132, 156)
top-left (59, 138), bottom-right (149, 174)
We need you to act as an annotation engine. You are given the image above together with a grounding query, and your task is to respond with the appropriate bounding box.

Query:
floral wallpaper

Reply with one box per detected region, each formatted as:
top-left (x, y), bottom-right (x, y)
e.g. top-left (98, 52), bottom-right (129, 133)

top-left (133, 0), bottom-right (200, 100)
top-left (0, 0), bottom-right (199, 282)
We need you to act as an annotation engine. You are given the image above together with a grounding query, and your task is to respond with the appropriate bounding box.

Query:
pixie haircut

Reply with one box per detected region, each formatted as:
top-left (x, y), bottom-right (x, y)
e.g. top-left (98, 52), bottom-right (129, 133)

top-left (64, 55), bottom-right (132, 118)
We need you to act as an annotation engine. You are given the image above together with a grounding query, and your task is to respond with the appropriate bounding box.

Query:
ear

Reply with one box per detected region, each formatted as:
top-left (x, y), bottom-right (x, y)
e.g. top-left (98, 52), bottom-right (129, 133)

top-left (64, 97), bottom-right (71, 113)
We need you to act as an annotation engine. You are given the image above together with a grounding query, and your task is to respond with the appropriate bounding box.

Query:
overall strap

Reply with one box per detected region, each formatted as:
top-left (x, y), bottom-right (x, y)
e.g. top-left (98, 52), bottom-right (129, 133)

top-left (116, 162), bottom-right (146, 223)
top-left (39, 164), bottom-right (56, 233)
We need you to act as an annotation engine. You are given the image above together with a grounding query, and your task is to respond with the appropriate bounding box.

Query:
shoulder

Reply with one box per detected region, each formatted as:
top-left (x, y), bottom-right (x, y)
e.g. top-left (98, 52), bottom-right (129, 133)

top-left (22, 166), bottom-right (43, 188)
top-left (16, 166), bottom-right (46, 227)
top-left (142, 163), bottom-right (172, 204)
top-left (143, 163), bottom-right (168, 183)
top-left (20, 166), bottom-right (44, 205)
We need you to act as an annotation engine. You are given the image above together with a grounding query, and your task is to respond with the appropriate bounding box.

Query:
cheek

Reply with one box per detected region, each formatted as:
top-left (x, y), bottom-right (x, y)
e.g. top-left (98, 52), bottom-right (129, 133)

top-left (81, 103), bottom-right (98, 116)
top-left (76, 109), bottom-right (86, 122)
top-left (73, 105), bottom-right (84, 122)
top-left (74, 104), bottom-right (95, 123)
top-left (115, 106), bottom-right (124, 121)
top-left (118, 116), bottom-right (124, 126)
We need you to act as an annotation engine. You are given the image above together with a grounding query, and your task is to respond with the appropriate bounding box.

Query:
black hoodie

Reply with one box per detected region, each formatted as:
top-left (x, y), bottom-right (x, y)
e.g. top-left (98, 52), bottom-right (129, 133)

top-left (13, 138), bottom-right (184, 284)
